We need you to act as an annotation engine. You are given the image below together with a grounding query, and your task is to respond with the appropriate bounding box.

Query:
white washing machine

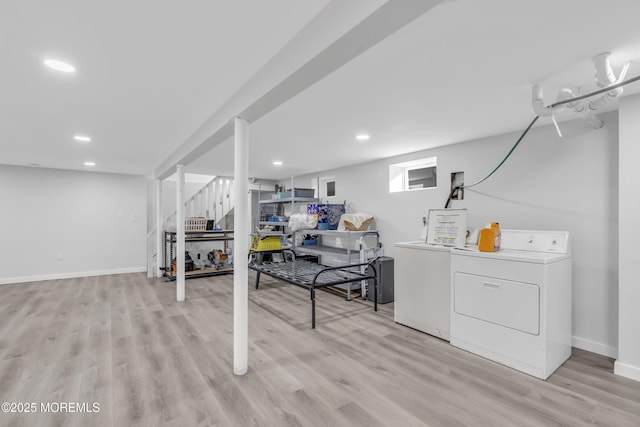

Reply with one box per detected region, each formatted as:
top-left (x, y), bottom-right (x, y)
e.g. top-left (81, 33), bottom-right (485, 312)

top-left (450, 230), bottom-right (572, 380)
top-left (394, 241), bottom-right (451, 340)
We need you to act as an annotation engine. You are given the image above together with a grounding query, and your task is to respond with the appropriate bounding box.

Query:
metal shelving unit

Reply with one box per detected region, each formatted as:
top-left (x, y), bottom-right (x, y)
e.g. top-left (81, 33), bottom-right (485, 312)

top-left (163, 229), bottom-right (234, 280)
top-left (258, 196), bottom-right (318, 227)
top-left (293, 229), bottom-right (380, 300)
top-left (256, 177), bottom-right (318, 237)
top-left (293, 230), bottom-right (378, 261)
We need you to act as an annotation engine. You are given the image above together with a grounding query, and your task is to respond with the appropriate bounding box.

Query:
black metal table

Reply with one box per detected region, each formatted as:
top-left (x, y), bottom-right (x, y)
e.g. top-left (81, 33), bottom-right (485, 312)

top-left (248, 251), bottom-right (377, 329)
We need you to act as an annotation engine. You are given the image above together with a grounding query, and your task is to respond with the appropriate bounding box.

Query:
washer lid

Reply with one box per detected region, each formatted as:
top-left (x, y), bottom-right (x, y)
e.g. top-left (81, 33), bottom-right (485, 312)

top-left (395, 241), bottom-right (452, 252)
top-left (451, 247), bottom-right (571, 264)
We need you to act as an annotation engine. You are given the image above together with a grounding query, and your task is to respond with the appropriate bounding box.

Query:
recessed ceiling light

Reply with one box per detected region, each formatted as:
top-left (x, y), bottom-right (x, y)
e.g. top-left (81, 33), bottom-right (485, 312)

top-left (273, 161), bottom-right (283, 166)
top-left (84, 161), bottom-right (96, 166)
top-left (44, 58), bottom-right (76, 73)
top-left (356, 134), bottom-right (370, 141)
top-left (74, 135), bottom-right (91, 142)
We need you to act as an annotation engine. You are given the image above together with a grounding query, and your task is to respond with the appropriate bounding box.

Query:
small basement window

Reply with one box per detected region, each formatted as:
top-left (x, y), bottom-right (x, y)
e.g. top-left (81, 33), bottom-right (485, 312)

top-left (389, 156), bottom-right (437, 193)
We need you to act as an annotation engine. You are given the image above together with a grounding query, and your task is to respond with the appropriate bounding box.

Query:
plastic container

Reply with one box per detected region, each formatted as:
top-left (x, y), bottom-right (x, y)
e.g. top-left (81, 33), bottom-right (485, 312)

top-left (478, 222), bottom-right (501, 252)
top-left (285, 188), bottom-right (315, 198)
top-left (250, 235), bottom-right (283, 251)
top-left (491, 222), bottom-right (501, 251)
top-left (185, 217), bottom-right (207, 231)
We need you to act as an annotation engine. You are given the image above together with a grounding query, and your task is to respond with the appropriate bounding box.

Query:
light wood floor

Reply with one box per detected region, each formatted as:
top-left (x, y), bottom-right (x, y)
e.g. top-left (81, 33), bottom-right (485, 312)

top-left (0, 272), bottom-right (638, 427)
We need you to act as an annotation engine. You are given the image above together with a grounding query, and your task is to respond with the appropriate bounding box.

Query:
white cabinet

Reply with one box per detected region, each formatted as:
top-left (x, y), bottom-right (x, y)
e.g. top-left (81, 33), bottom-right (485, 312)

top-left (394, 242), bottom-right (451, 341)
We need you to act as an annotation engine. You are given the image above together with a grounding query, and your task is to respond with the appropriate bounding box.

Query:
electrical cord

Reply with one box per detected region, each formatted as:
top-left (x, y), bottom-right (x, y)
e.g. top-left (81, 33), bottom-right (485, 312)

top-left (444, 186), bottom-right (458, 209)
top-left (443, 72), bottom-right (640, 209)
top-left (462, 115), bottom-right (540, 190)
top-left (445, 115), bottom-right (539, 208)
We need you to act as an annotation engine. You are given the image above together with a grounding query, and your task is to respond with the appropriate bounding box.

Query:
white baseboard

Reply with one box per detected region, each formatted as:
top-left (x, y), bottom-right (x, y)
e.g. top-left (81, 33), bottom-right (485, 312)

top-left (614, 361), bottom-right (640, 382)
top-left (0, 267), bottom-right (147, 285)
top-left (572, 335), bottom-right (618, 359)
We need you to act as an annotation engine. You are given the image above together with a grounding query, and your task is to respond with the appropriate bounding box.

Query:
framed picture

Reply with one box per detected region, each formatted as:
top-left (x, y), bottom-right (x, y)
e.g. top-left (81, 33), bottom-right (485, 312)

top-left (426, 208), bottom-right (467, 247)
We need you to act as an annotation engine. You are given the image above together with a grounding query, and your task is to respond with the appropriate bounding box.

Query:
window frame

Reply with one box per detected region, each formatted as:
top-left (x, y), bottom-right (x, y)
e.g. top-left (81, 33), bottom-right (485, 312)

top-left (389, 156), bottom-right (437, 193)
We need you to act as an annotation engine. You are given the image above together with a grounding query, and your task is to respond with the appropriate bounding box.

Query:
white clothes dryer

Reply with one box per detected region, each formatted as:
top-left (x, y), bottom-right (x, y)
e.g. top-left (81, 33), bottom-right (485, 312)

top-left (450, 230), bottom-right (572, 380)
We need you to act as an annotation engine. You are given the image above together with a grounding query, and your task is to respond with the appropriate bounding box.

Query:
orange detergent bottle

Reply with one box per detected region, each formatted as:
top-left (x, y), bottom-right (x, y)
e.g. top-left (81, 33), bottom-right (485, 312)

top-left (478, 222), bottom-right (501, 252)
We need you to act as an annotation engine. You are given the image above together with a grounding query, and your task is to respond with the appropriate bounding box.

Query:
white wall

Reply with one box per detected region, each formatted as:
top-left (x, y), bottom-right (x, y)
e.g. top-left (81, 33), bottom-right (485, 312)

top-left (0, 165), bottom-right (147, 284)
top-left (615, 94), bottom-right (640, 381)
top-left (295, 111), bottom-right (619, 357)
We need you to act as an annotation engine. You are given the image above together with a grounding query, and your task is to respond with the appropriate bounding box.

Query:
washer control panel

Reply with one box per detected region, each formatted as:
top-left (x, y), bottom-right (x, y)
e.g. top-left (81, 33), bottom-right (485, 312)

top-left (500, 230), bottom-right (569, 253)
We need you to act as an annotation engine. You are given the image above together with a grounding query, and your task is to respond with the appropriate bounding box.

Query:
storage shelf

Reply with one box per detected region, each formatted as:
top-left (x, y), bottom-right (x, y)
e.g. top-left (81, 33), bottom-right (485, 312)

top-left (163, 230), bottom-right (234, 280)
top-left (256, 178), bottom-right (317, 237)
top-left (259, 197), bottom-right (317, 204)
top-left (166, 236), bottom-right (233, 242)
top-left (296, 229), bottom-right (378, 237)
top-left (185, 229), bottom-right (233, 234)
top-left (295, 245), bottom-right (352, 257)
top-left (295, 229), bottom-right (380, 260)
top-left (254, 230), bottom-right (284, 236)
top-left (164, 266), bottom-right (234, 281)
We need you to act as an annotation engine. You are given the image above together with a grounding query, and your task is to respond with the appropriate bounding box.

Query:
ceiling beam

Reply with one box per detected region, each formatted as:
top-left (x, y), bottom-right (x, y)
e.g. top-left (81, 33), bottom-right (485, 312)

top-left (154, 0), bottom-right (443, 180)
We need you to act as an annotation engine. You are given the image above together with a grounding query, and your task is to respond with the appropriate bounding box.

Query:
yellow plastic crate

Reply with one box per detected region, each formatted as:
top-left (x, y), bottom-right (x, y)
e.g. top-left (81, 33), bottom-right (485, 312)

top-left (250, 235), bottom-right (282, 252)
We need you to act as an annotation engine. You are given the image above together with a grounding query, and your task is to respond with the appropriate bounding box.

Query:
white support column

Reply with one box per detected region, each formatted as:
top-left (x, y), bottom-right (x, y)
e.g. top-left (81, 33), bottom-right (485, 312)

top-left (212, 179), bottom-right (216, 217)
top-left (233, 117), bottom-right (249, 375)
top-left (176, 164), bottom-right (186, 302)
top-left (224, 179), bottom-right (230, 219)
top-left (616, 94), bottom-right (640, 382)
top-left (206, 181), bottom-right (213, 219)
top-left (229, 178), bottom-right (235, 218)
top-left (215, 179), bottom-right (222, 223)
top-left (155, 179), bottom-right (164, 278)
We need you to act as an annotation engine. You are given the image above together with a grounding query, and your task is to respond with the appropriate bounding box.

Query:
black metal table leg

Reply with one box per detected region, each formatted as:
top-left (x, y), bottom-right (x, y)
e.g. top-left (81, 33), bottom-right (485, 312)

top-left (255, 271), bottom-right (261, 289)
top-left (311, 287), bottom-right (316, 329)
top-left (370, 263), bottom-right (378, 312)
top-left (374, 276), bottom-right (378, 312)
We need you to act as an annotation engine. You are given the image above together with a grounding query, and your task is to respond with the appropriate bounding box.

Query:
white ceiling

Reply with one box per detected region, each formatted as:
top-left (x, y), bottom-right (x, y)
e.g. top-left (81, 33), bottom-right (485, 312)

top-left (0, 0), bottom-right (329, 174)
top-left (4, 0), bottom-right (640, 180)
